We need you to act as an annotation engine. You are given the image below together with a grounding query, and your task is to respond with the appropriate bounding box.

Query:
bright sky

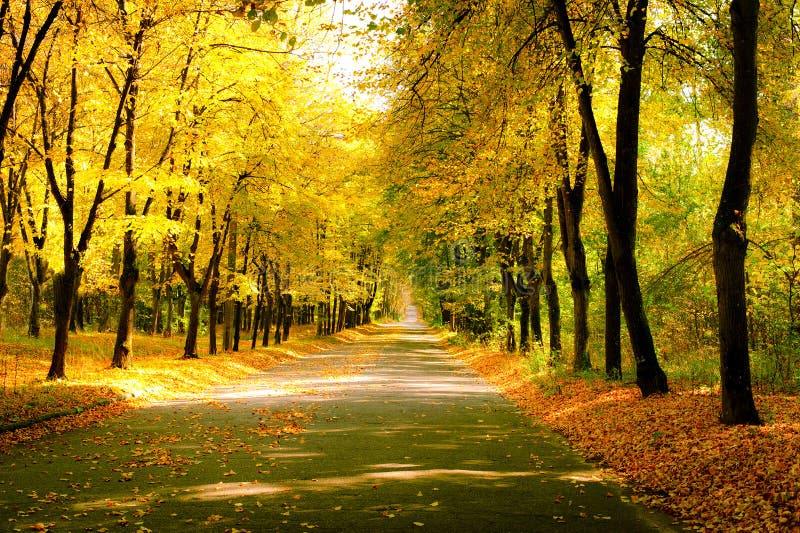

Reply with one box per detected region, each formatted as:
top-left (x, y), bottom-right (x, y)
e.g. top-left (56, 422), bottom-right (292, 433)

top-left (306, 0), bottom-right (403, 110)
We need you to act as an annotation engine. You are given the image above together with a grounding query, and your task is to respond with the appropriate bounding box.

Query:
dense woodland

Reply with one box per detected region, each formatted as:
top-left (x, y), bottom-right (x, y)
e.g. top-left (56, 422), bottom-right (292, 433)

top-left (0, 0), bottom-right (796, 425)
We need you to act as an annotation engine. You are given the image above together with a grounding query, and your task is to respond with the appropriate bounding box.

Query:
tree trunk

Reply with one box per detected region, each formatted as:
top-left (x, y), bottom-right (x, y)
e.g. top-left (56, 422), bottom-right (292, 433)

top-left (28, 275), bottom-right (42, 337)
top-left (519, 295), bottom-right (530, 351)
top-left (330, 295), bottom-right (338, 334)
top-left (263, 293), bottom-right (272, 347)
top-left (282, 293), bottom-right (292, 341)
top-left (251, 300), bottom-right (262, 349)
top-left (552, 87), bottom-right (592, 371)
top-left (363, 283), bottom-right (377, 324)
top-left (176, 290), bottom-right (186, 334)
top-left (208, 255), bottom-right (220, 355)
top-left (164, 283), bottom-right (174, 337)
top-left (183, 289), bottom-right (202, 358)
top-left (605, 247), bottom-right (622, 378)
top-left (713, 0), bottom-right (761, 425)
top-left (552, 0), bottom-right (668, 396)
top-left (109, 5), bottom-right (150, 368)
top-left (151, 285), bottom-right (162, 335)
top-left (233, 301), bottom-right (242, 351)
top-left (223, 221), bottom-right (237, 351)
top-left (530, 283), bottom-right (543, 343)
top-left (498, 235), bottom-right (516, 352)
top-left (111, 200), bottom-right (139, 369)
top-left (48, 264), bottom-right (80, 380)
top-left (151, 258), bottom-right (165, 335)
top-left (0, 219), bottom-right (14, 320)
top-left (208, 273), bottom-right (219, 355)
top-left (20, 189), bottom-right (49, 338)
top-left (543, 195), bottom-right (561, 362)
top-left (337, 295), bottom-right (346, 332)
top-left (273, 292), bottom-right (283, 345)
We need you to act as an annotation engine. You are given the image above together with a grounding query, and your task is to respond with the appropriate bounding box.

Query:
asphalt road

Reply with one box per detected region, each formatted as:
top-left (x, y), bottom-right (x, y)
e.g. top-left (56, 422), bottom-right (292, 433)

top-left (0, 309), bottom-right (681, 532)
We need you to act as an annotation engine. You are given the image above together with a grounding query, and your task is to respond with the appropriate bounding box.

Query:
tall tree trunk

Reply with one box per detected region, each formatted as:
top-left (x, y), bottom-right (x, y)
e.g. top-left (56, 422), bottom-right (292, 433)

top-left (111, 192), bottom-right (139, 369)
top-left (282, 293), bottom-right (292, 341)
top-left (272, 265), bottom-right (282, 345)
top-left (505, 290), bottom-right (517, 352)
top-left (28, 273), bottom-right (43, 337)
top-left (223, 220), bottom-right (237, 351)
top-left (150, 257), bottom-right (166, 335)
top-left (363, 282), bottom-right (377, 324)
top-left (519, 235), bottom-right (540, 351)
top-left (208, 268), bottom-right (219, 355)
top-left (48, 261), bottom-right (80, 380)
top-left (543, 196), bottom-right (561, 362)
top-left (49, 276), bottom-right (72, 379)
top-left (338, 295), bottom-right (347, 332)
top-left (251, 301), bottom-right (262, 349)
top-left (183, 289), bottom-right (202, 358)
top-left (0, 170), bottom-right (18, 317)
top-left (233, 301), bottom-right (243, 351)
top-left (605, 247), bottom-right (622, 378)
top-left (552, 0), bottom-right (668, 395)
top-left (164, 283), bottom-right (174, 337)
top-left (497, 234), bottom-right (516, 352)
top-left (150, 270), bottom-right (162, 335)
top-left (263, 293), bottom-right (272, 347)
top-left (530, 282), bottom-right (543, 343)
top-left (273, 294), bottom-right (286, 345)
top-left (713, 0), bottom-right (761, 425)
top-left (519, 295), bottom-right (530, 351)
top-left (110, 5), bottom-right (151, 368)
top-left (325, 299), bottom-right (331, 335)
top-left (19, 182), bottom-right (50, 338)
top-left (552, 86), bottom-right (592, 371)
top-left (317, 301), bottom-right (325, 336)
top-left (176, 290), bottom-right (186, 334)
top-left (330, 294), bottom-right (337, 334)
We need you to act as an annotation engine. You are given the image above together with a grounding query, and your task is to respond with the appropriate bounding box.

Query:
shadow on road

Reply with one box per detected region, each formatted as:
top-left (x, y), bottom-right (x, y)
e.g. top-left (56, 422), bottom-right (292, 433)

top-left (0, 307), bottom-right (681, 532)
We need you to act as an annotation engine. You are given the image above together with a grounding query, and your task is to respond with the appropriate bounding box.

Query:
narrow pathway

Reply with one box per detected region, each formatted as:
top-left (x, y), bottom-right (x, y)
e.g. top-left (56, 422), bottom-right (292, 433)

top-left (0, 310), bottom-right (679, 532)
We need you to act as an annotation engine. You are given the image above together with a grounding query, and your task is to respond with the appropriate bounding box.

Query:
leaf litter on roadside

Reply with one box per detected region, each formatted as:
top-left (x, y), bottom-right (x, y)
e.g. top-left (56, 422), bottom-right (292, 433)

top-left (451, 344), bottom-right (800, 532)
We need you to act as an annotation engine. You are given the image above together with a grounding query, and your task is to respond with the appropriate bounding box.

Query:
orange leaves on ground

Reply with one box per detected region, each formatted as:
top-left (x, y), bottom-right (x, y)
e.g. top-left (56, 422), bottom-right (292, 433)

top-left (250, 407), bottom-right (317, 440)
top-left (452, 344), bottom-right (800, 532)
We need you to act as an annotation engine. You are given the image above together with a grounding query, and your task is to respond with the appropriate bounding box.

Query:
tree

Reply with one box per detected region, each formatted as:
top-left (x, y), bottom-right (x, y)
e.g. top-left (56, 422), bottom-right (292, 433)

top-left (712, 0), bottom-right (760, 425)
top-left (18, 178), bottom-right (50, 337)
top-left (38, 5), bottom-right (127, 379)
top-left (551, 0), bottom-right (669, 396)
top-left (111, 1), bottom-right (156, 369)
top-left (0, 0), bottom-right (62, 319)
top-left (551, 84), bottom-right (591, 371)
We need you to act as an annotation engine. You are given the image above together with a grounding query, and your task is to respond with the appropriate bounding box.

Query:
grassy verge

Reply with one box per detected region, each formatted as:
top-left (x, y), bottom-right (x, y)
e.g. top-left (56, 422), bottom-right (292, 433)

top-left (441, 333), bottom-right (800, 532)
top-left (0, 325), bottom-right (372, 451)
